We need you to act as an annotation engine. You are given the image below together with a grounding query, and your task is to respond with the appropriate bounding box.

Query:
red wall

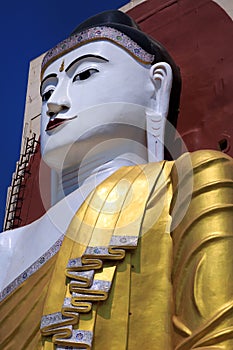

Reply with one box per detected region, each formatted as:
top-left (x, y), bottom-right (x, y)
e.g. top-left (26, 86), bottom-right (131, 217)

top-left (12, 142), bottom-right (51, 227)
top-left (129, 0), bottom-right (233, 155)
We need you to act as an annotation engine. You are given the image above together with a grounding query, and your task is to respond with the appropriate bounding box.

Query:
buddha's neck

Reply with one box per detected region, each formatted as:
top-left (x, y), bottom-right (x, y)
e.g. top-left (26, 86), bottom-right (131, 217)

top-left (51, 149), bottom-right (147, 205)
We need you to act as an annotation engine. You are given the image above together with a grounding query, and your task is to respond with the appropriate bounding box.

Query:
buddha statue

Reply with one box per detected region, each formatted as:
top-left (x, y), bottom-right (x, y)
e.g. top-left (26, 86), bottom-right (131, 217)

top-left (0, 10), bottom-right (232, 350)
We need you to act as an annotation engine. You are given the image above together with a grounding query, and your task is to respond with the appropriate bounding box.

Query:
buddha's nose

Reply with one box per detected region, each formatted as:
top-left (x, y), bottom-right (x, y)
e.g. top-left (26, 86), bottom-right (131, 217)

top-left (46, 102), bottom-right (70, 118)
top-left (47, 101), bottom-right (70, 118)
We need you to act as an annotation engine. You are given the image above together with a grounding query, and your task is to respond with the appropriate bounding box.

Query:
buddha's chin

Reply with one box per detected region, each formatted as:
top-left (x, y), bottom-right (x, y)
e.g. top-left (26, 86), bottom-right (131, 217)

top-left (41, 102), bottom-right (148, 171)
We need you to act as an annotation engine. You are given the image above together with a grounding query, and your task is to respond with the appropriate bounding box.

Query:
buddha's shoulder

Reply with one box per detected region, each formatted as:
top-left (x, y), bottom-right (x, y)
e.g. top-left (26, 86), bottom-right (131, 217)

top-left (170, 149), bottom-right (233, 195)
top-left (181, 149), bottom-right (232, 165)
top-left (173, 149), bottom-right (232, 174)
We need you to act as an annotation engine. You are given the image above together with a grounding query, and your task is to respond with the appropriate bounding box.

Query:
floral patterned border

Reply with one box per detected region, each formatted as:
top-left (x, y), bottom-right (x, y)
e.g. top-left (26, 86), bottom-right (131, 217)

top-left (0, 235), bottom-right (64, 302)
top-left (41, 26), bottom-right (154, 76)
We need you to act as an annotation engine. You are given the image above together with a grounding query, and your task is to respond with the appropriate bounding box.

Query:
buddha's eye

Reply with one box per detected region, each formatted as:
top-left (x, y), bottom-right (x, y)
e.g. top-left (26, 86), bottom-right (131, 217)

top-left (73, 68), bottom-right (99, 82)
top-left (42, 89), bottom-right (54, 102)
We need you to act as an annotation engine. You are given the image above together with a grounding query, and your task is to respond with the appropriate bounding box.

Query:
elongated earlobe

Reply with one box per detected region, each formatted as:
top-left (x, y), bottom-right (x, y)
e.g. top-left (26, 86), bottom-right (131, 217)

top-left (149, 62), bottom-right (172, 115)
top-left (146, 62), bottom-right (172, 162)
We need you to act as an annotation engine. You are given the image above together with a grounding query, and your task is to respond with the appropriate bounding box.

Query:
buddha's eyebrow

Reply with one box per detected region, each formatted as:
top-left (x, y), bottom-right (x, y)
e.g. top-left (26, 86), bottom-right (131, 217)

top-left (65, 54), bottom-right (109, 72)
top-left (40, 73), bottom-right (57, 95)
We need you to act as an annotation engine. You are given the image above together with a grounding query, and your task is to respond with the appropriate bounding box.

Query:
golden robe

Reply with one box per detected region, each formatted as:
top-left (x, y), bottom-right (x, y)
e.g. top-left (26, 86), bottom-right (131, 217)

top-left (0, 150), bottom-right (233, 350)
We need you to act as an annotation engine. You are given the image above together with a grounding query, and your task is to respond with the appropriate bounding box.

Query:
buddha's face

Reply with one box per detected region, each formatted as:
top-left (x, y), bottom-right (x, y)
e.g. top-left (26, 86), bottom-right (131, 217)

top-left (40, 40), bottom-right (155, 169)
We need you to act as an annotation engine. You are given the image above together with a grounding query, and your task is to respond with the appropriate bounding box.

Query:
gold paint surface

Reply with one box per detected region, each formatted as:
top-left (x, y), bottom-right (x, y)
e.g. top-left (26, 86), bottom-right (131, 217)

top-left (1, 151), bottom-right (233, 349)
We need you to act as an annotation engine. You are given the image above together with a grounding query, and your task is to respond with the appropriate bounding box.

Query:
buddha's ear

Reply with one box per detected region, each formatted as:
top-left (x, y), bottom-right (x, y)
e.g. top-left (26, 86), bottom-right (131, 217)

top-left (149, 62), bottom-right (172, 118)
top-left (146, 62), bottom-right (172, 162)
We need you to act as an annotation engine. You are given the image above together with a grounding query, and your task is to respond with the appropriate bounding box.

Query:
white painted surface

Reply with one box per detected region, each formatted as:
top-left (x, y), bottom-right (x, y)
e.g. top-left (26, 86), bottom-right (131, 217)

top-left (40, 40), bottom-right (171, 205)
top-left (40, 41), bottom-right (154, 170)
top-left (120, 0), bottom-right (147, 12)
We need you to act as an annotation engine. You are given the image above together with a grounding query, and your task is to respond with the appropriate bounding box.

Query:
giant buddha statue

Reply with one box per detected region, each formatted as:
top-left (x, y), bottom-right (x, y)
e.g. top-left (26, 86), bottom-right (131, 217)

top-left (0, 9), bottom-right (233, 350)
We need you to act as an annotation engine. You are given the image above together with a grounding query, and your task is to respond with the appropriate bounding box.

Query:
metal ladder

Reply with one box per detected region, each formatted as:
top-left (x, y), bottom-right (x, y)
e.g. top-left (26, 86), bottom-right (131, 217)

top-left (3, 134), bottom-right (39, 231)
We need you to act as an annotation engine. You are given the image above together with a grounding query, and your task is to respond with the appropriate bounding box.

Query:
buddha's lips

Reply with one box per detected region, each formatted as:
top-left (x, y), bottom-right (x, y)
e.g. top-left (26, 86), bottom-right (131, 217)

top-left (46, 116), bottom-right (77, 131)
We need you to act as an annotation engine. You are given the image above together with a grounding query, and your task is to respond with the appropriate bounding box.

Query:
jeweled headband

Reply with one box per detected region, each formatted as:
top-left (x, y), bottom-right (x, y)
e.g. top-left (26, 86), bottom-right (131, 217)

top-left (41, 26), bottom-right (155, 77)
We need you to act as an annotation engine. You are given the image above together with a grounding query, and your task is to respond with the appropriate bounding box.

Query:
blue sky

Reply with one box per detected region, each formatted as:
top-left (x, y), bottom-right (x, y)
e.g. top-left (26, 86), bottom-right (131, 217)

top-left (0, 0), bottom-right (128, 230)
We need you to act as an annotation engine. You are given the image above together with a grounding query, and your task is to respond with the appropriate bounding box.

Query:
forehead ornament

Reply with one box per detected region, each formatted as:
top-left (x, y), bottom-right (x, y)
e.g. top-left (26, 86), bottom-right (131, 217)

top-left (41, 26), bottom-right (154, 78)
